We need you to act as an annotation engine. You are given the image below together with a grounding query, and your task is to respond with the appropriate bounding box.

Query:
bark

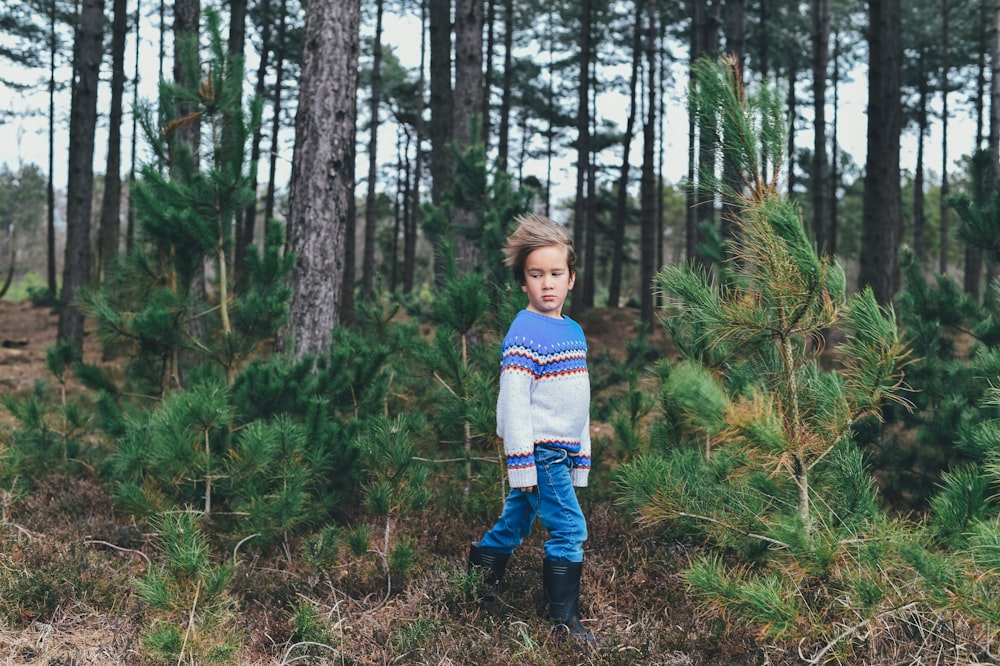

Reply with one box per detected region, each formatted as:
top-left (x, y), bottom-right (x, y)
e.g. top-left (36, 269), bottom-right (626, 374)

top-left (58, 0), bottom-right (104, 349)
top-left (127, 0), bottom-right (140, 253)
top-left (721, 0), bottom-right (745, 243)
top-left (609, 3), bottom-right (642, 309)
top-left (810, 0), bottom-right (830, 254)
top-left (46, 0), bottom-right (57, 295)
top-left (570, 0), bottom-right (591, 318)
top-left (265, 0), bottom-right (287, 224)
top-left (858, 0), bottom-right (902, 305)
top-left (362, 0), bottom-right (384, 299)
top-left (98, 0), bottom-right (127, 282)
top-left (482, 0), bottom-right (495, 147)
top-left (242, 0), bottom-right (271, 272)
top-left (285, 0), bottom-right (360, 359)
top-left (429, 0), bottom-right (453, 209)
top-left (172, 0), bottom-right (200, 166)
top-left (497, 0), bottom-right (513, 172)
top-left (405, 0), bottom-right (428, 294)
top-left (453, 0), bottom-right (484, 272)
top-left (640, 0), bottom-right (657, 325)
top-left (829, 31), bottom-right (839, 255)
top-left (913, 63), bottom-right (927, 263)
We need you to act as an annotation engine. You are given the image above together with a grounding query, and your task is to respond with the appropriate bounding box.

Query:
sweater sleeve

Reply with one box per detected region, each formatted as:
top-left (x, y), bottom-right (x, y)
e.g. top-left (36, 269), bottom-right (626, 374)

top-left (570, 415), bottom-right (591, 487)
top-left (496, 339), bottom-right (538, 488)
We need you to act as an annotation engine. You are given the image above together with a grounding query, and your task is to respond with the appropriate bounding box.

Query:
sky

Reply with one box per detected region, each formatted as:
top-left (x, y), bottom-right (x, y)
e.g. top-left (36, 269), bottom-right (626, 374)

top-left (0, 10), bottom-right (981, 223)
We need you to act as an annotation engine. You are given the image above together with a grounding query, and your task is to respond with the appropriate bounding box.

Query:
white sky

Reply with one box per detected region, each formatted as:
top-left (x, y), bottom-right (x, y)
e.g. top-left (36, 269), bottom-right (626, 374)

top-left (0, 10), bottom-right (980, 221)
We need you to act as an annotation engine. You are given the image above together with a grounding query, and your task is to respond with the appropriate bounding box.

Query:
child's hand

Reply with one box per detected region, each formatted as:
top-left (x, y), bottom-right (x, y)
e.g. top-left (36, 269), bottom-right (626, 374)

top-left (516, 486), bottom-right (537, 493)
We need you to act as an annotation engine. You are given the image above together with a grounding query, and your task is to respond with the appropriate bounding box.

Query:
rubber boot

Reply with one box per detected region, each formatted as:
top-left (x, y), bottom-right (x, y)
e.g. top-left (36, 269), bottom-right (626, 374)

top-left (543, 559), bottom-right (596, 643)
top-left (468, 543), bottom-right (510, 603)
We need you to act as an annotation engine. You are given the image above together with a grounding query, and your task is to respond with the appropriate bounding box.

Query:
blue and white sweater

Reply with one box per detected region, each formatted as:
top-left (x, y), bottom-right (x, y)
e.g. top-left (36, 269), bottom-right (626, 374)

top-left (496, 309), bottom-right (591, 489)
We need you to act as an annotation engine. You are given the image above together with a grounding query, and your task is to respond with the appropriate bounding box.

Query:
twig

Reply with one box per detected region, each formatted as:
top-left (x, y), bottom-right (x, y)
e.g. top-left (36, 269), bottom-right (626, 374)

top-left (232, 533), bottom-right (259, 565)
top-left (412, 456), bottom-right (496, 464)
top-left (82, 539), bottom-right (152, 565)
top-left (177, 581), bottom-right (201, 666)
top-left (279, 641), bottom-right (341, 665)
top-left (800, 602), bottom-right (919, 665)
top-left (672, 510), bottom-right (790, 549)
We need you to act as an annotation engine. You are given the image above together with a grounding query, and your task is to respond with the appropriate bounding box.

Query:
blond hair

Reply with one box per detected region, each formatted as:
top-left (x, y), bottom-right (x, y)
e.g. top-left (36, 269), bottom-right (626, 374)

top-left (502, 213), bottom-right (576, 285)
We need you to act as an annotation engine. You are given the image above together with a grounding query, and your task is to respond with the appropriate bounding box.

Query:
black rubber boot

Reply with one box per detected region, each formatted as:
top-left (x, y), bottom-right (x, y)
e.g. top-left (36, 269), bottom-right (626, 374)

top-left (543, 559), bottom-right (596, 644)
top-left (468, 544), bottom-right (510, 603)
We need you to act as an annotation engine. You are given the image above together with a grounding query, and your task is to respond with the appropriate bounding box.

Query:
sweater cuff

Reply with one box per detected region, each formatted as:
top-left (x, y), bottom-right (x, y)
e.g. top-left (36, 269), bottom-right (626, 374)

top-left (571, 467), bottom-right (589, 487)
top-left (507, 465), bottom-right (537, 489)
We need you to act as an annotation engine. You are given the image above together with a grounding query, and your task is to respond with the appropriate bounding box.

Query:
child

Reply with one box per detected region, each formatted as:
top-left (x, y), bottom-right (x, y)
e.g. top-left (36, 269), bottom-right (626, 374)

top-left (468, 213), bottom-right (595, 643)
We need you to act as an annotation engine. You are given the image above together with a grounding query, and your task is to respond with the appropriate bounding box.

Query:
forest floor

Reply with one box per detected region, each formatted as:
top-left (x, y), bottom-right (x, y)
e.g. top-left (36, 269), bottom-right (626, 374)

top-left (0, 299), bottom-right (923, 665)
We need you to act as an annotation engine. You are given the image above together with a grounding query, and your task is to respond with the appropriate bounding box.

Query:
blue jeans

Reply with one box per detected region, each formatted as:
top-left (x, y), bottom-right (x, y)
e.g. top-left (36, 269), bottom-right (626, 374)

top-left (477, 446), bottom-right (588, 562)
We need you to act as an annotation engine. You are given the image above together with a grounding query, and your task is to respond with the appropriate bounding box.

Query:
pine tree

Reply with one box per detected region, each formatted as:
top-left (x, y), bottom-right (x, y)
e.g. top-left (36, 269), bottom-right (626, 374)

top-left (616, 56), bottom-right (911, 646)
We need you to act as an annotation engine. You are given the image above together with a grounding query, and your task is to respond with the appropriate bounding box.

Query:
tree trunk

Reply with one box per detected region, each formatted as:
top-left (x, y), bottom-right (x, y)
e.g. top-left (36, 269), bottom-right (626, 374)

top-left (858, 0), bottom-right (902, 305)
top-left (810, 0), bottom-right (830, 254)
top-left (721, 0), bottom-right (745, 244)
top-left (172, 0), bottom-right (200, 166)
top-left (363, 0), bottom-right (384, 299)
top-left (570, 0), bottom-right (591, 318)
top-left (609, 3), bottom-right (642, 309)
top-left (482, 0), bottom-right (495, 148)
top-left (497, 0), bottom-right (513, 173)
top-left (830, 31), bottom-right (839, 255)
top-left (913, 61), bottom-right (927, 263)
top-left (453, 0), bottom-right (484, 272)
top-left (242, 0), bottom-right (271, 273)
top-left (405, 0), bottom-right (428, 294)
top-left (58, 0), bottom-right (104, 349)
top-left (695, 0), bottom-right (720, 261)
top-left (640, 0), bottom-right (656, 325)
top-left (285, 0), bottom-right (360, 359)
top-left (127, 0), bottom-right (141, 253)
top-left (265, 0), bottom-right (288, 224)
top-left (98, 0), bottom-right (127, 283)
top-left (46, 0), bottom-right (58, 295)
top-left (429, 0), bottom-right (453, 209)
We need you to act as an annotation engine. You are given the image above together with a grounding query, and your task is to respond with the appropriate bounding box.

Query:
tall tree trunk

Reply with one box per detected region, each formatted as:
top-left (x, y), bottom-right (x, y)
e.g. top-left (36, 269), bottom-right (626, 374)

top-left (976, 0), bottom-right (988, 148)
top-left (453, 0), bottom-right (484, 272)
top-left (609, 2), bottom-right (643, 309)
top-left (227, 0), bottom-right (248, 283)
top-left (829, 30), bottom-right (839, 255)
top-left (482, 0), bottom-right (495, 147)
top-left (127, 0), bottom-right (140, 253)
top-left (497, 0), bottom-right (513, 173)
top-left (685, 0), bottom-right (703, 263)
top-left (363, 0), bottom-right (384, 299)
top-left (640, 0), bottom-right (656, 325)
top-left (720, 0), bottom-right (745, 243)
top-left (58, 0), bottom-right (104, 349)
top-left (583, 64), bottom-right (597, 308)
top-left (944, 0), bottom-right (959, 276)
top-left (913, 60), bottom-right (927, 263)
top-left (858, 0), bottom-right (902, 305)
top-left (172, 0), bottom-right (200, 166)
top-left (810, 0), bottom-right (830, 254)
top-left (265, 0), bottom-right (287, 224)
top-left (242, 0), bottom-right (271, 271)
top-left (695, 0), bottom-right (720, 260)
top-left (285, 0), bottom-right (360, 359)
top-left (429, 0), bottom-right (453, 209)
top-left (405, 0), bottom-right (428, 294)
top-left (570, 0), bottom-right (591, 318)
top-left (98, 0), bottom-right (127, 282)
top-left (47, 0), bottom-right (58, 295)
top-left (787, 62), bottom-right (797, 195)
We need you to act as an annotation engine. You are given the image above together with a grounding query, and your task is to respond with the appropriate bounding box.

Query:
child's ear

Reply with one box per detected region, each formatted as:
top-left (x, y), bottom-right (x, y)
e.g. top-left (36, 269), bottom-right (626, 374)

top-left (568, 271), bottom-right (576, 289)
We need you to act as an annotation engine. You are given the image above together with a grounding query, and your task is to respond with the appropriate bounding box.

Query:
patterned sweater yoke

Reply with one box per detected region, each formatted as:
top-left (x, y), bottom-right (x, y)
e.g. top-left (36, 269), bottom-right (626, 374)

top-left (496, 310), bottom-right (592, 489)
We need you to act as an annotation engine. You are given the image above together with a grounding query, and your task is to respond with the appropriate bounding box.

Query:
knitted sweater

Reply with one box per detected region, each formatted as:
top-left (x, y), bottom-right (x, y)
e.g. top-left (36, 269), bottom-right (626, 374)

top-left (496, 309), bottom-right (591, 489)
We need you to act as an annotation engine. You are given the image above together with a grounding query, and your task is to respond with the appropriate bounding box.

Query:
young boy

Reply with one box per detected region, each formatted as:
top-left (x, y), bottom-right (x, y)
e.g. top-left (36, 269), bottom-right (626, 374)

top-left (468, 213), bottom-right (595, 643)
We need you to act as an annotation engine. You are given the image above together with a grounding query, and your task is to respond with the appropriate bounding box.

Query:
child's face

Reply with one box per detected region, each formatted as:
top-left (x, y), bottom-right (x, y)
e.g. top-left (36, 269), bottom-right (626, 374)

top-left (521, 244), bottom-right (575, 318)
